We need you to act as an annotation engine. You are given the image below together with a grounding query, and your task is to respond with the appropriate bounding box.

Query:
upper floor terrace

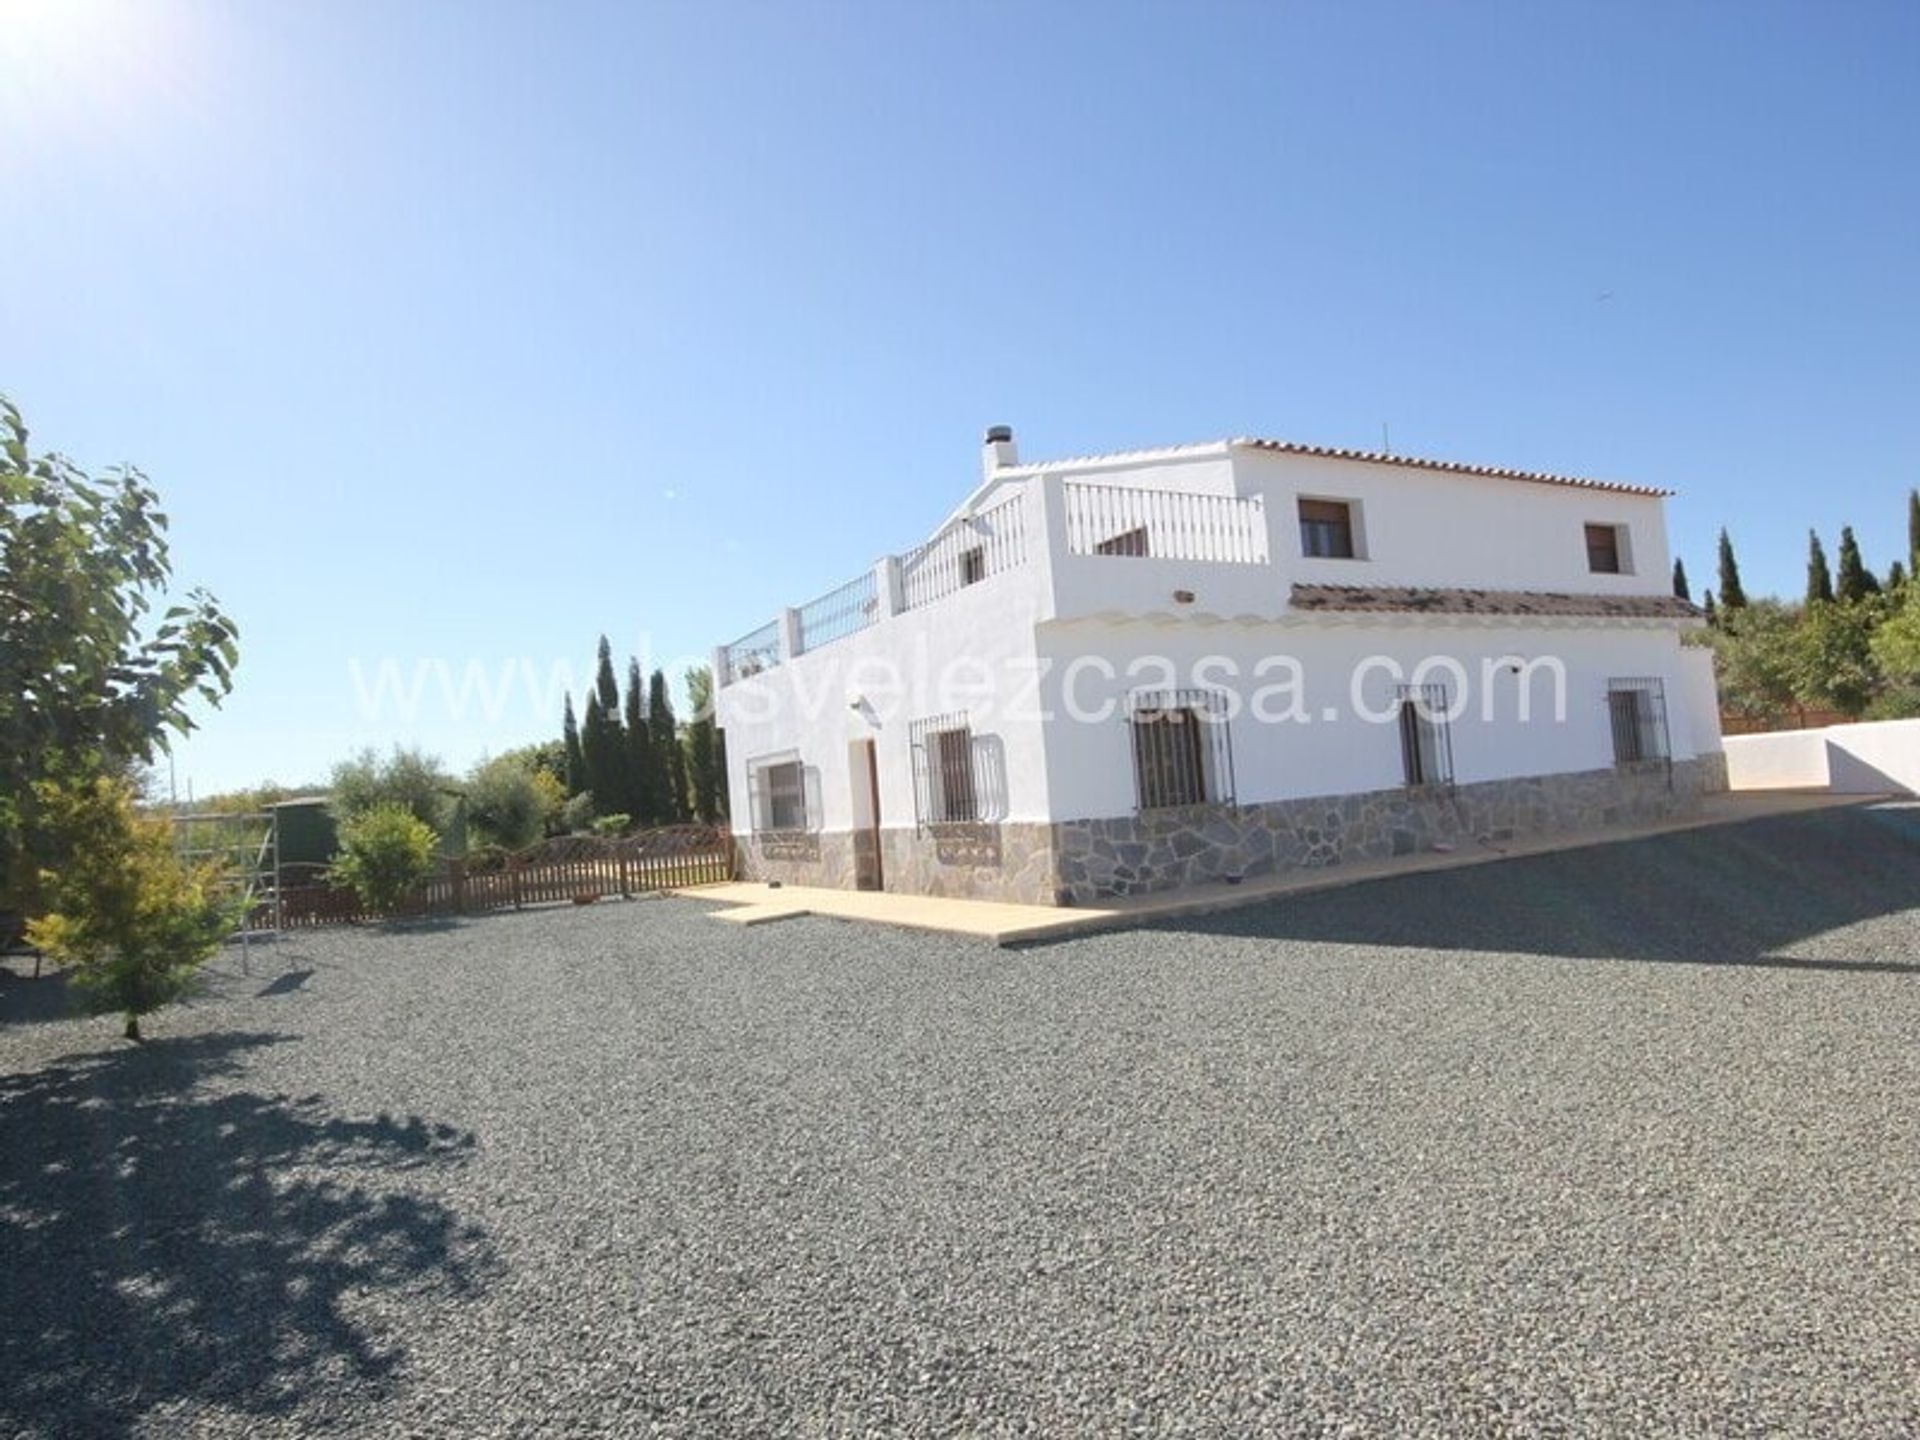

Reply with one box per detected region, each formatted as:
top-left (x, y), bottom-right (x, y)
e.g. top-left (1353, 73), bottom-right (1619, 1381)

top-left (715, 428), bottom-right (1689, 687)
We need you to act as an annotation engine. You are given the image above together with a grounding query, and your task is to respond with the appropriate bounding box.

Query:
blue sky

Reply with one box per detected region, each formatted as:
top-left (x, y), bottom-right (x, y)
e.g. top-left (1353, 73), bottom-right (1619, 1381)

top-left (4, 0), bottom-right (1916, 796)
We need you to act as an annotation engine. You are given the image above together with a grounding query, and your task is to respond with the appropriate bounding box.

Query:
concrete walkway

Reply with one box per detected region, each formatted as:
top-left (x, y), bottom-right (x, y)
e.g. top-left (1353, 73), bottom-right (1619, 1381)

top-left (680, 790), bottom-right (1877, 946)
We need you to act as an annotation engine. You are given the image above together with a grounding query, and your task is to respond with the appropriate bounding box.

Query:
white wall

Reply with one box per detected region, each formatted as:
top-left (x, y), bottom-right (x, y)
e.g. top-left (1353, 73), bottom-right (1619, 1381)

top-left (1725, 719), bottom-right (1920, 795)
top-left (1035, 618), bottom-right (1711, 821)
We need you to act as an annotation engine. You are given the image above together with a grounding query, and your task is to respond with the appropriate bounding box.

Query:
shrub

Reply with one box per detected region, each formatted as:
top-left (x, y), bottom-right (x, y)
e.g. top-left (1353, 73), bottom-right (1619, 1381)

top-left (590, 813), bottom-right (630, 837)
top-left (330, 804), bottom-right (438, 914)
top-left (27, 776), bottom-right (242, 1040)
top-left (465, 755), bottom-right (547, 851)
top-left (560, 792), bottom-right (596, 834)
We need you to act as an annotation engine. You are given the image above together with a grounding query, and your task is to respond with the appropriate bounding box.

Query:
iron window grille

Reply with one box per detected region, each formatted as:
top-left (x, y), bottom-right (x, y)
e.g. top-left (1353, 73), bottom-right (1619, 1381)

top-left (909, 713), bottom-right (979, 827)
top-left (745, 753), bottom-right (810, 833)
top-left (1607, 677), bottom-right (1671, 769)
top-left (1128, 689), bottom-right (1236, 810)
top-left (1395, 683), bottom-right (1456, 789)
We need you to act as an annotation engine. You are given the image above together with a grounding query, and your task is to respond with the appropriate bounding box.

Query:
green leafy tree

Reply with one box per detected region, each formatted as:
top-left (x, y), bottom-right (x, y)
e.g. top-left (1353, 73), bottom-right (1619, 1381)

top-left (1909, 488), bottom-right (1919, 576)
top-left (329, 746), bottom-right (452, 831)
top-left (649, 668), bottom-right (687, 823)
top-left (1805, 530), bottom-right (1834, 606)
top-left (1790, 597), bottom-right (1882, 717)
top-left (1871, 587), bottom-right (1920, 684)
top-left (329, 804), bottom-right (438, 914)
top-left (1, 396), bottom-right (238, 915)
top-left (684, 665), bottom-right (723, 822)
top-left (1708, 599), bottom-right (1801, 722)
top-left (623, 658), bottom-right (655, 823)
top-left (1671, 557), bottom-right (1691, 602)
top-left (561, 693), bottom-right (586, 794)
top-left (27, 775), bottom-right (241, 1040)
top-left (1835, 525), bottom-right (1880, 602)
top-left (465, 754), bottom-right (549, 850)
top-left (1717, 528), bottom-right (1748, 609)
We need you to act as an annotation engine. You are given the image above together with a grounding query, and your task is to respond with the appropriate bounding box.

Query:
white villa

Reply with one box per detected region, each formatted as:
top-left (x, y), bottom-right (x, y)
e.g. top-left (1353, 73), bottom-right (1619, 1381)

top-left (713, 427), bottom-right (1726, 906)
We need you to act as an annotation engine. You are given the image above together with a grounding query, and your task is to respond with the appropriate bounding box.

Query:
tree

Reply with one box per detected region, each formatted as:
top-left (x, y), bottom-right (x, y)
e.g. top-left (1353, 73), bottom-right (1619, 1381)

top-left (649, 668), bottom-right (687, 822)
top-left (329, 746), bottom-right (452, 831)
top-left (1702, 590), bottom-right (1718, 626)
top-left (1717, 528), bottom-right (1748, 609)
top-left (1872, 587), bottom-right (1920, 684)
top-left (1791, 597), bottom-right (1882, 717)
top-left (580, 638), bottom-right (626, 813)
top-left (1, 396), bottom-right (238, 916)
top-left (684, 665), bottom-right (723, 822)
top-left (1836, 525), bottom-right (1880, 602)
top-left (329, 804), bottom-right (438, 915)
top-left (1805, 530), bottom-right (1834, 606)
top-left (622, 659), bottom-right (655, 823)
top-left (1707, 599), bottom-right (1800, 722)
top-left (1889, 560), bottom-right (1908, 594)
top-left (465, 754), bottom-right (550, 850)
top-left (560, 694), bottom-right (586, 794)
top-left (1671, 557), bottom-right (1691, 602)
top-left (1909, 488), bottom-right (1919, 576)
top-left (26, 776), bottom-right (240, 1040)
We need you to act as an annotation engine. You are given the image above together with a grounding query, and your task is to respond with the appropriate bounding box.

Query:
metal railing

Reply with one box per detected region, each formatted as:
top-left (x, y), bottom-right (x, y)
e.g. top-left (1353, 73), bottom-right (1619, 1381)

top-left (796, 569), bottom-right (879, 655)
top-left (899, 493), bottom-right (1030, 611)
top-left (1063, 483), bottom-right (1269, 565)
top-left (723, 620), bottom-right (781, 682)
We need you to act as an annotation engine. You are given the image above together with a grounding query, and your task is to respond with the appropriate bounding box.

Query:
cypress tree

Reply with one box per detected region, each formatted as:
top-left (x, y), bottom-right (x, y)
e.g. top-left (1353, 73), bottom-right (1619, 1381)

top-left (1671, 557), bottom-right (1691, 602)
top-left (561, 692), bottom-right (586, 794)
top-left (1836, 525), bottom-right (1879, 601)
top-left (1806, 531), bottom-right (1834, 606)
top-left (684, 666), bottom-right (722, 822)
top-left (648, 668), bottom-right (687, 822)
top-left (1889, 560), bottom-right (1908, 593)
top-left (623, 658), bottom-right (654, 824)
top-left (1909, 488), bottom-right (1919, 576)
top-left (1716, 529), bottom-right (1748, 609)
top-left (581, 637), bottom-right (628, 817)
top-left (1702, 590), bottom-right (1718, 625)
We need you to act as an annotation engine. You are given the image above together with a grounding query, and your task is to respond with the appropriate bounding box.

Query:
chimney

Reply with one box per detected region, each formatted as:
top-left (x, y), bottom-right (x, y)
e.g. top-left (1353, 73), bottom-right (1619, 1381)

top-left (981, 424), bottom-right (1018, 479)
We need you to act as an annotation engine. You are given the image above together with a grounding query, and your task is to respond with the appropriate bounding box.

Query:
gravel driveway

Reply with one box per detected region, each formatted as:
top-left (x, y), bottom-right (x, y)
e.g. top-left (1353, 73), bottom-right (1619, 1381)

top-left (3, 802), bottom-right (1918, 1437)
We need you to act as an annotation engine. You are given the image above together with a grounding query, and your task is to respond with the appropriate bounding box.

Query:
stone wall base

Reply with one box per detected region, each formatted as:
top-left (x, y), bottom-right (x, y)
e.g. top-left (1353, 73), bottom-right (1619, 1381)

top-left (734, 756), bottom-right (1730, 908)
top-left (1051, 755), bottom-right (1728, 905)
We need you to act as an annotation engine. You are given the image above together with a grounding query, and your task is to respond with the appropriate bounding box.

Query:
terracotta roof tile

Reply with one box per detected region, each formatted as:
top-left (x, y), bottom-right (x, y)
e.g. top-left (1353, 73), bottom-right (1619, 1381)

top-left (1290, 584), bottom-right (1703, 620)
top-left (1238, 438), bottom-right (1669, 497)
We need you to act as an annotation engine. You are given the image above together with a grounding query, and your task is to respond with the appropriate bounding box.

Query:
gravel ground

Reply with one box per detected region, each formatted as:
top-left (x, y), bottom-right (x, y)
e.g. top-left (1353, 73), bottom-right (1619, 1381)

top-left (3, 801), bottom-right (1919, 1438)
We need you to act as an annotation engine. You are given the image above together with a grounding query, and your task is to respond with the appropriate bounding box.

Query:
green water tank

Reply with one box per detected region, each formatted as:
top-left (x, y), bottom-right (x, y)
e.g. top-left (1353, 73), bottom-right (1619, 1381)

top-left (271, 797), bottom-right (339, 870)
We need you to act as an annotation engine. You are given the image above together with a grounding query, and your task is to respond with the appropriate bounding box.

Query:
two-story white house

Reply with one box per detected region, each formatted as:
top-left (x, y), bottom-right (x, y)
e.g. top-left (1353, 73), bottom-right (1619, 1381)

top-left (713, 428), bottom-right (1725, 906)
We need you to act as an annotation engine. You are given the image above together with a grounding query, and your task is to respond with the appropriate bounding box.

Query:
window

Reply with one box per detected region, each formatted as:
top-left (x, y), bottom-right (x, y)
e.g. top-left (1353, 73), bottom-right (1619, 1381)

top-left (1095, 525), bottom-right (1150, 558)
top-left (910, 714), bottom-right (979, 825)
top-left (749, 756), bottom-right (808, 832)
top-left (1586, 523), bottom-right (1624, 574)
top-left (959, 546), bottom-right (986, 586)
top-left (1128, 689), bottom-right (1235, 809)
top-left (1395, 683), bottom-right (1455, 788)
top-left (1608, 679), bottom-right (1669, 765)
top-left (1298, 498), bottom-right (1356, 559)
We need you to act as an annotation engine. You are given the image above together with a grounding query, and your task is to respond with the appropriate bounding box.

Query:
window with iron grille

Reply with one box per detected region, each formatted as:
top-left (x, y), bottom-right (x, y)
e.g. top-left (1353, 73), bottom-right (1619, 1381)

top-left (1395, 683), bottom-right (1455, 788)
top-left (1586, 522), bottom-right (1625, 574)
top-left (1607, 678), bottom-right (1670, 765)
top-left (909, 714), bottom-right (979, 825)
top-left (959, 546), bottom-right (986, 586)
top-left (1095, 525), bottom-right (1150, 558)
top-left (1298, 498), bottom-right (1357, 559)
top-left (747, 755), bottom-right (808, 833)
top-left (1128, 689), bottom-right (1235, 809)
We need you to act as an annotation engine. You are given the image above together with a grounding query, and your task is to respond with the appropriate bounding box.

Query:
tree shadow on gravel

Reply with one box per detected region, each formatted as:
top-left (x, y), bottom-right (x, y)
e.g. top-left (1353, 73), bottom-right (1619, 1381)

top-left (1161, 803), bottom-right (1920, 974)
top-left (0, 1031), bottom-right (498, 1438)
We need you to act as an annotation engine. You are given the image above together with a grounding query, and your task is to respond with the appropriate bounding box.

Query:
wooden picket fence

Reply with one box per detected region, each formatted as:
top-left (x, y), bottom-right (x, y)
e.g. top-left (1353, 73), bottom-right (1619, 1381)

top-left (269, 826), bottom-right (734, 929)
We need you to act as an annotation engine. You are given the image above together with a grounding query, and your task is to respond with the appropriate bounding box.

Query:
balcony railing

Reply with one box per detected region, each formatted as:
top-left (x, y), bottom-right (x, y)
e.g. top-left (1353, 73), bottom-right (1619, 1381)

top-left (899, 492), bottom-right (1030, 612)
top-left (1063, 483), bottom-right (1269, 565)
top-left (722, 619), bottom-right (781, 682)
top-left (796, 569), bottom-right (880, 655)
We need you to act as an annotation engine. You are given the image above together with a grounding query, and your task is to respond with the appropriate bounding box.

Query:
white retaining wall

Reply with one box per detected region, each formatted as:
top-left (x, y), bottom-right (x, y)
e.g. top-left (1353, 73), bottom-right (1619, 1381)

top-left (1723, 718), bottom-right (1920, 795)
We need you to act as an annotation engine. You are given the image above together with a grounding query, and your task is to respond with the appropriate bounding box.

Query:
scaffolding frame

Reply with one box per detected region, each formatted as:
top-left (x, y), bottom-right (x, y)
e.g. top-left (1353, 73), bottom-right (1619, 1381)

top-left (172, 809), bottom-right (282, 962)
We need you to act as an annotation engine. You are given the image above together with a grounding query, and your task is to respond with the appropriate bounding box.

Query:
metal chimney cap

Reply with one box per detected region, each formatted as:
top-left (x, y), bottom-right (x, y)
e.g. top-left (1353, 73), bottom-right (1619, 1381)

top-left (984, 424), bottom-right (1014, 444)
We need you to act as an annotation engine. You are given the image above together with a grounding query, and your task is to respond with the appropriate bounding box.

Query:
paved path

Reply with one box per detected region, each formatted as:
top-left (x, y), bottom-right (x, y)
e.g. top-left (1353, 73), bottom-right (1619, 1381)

top-left (686, 790), bottom-right (1869, 944)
